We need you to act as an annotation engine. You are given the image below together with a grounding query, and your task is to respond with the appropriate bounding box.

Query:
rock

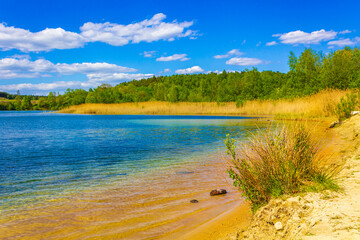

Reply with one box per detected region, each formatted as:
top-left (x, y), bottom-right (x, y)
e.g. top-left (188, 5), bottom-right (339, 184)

top-left (351, 111), bottom-right (360, 116)
top-left (210, 189), bottom-right (227, 196)
top-left (274, 222), bottom-right (283, 231)
top-left (190, 199), bottom-right (199, 203)
top-left (329, 121), bottom-right (339, 128)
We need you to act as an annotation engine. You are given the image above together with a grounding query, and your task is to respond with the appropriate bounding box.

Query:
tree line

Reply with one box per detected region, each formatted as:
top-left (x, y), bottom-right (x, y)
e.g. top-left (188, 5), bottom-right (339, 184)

top-left (1, 47), bottom-right (360, 111)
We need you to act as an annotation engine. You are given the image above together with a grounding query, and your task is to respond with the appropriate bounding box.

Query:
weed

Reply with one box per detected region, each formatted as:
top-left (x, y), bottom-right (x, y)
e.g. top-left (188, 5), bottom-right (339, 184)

top-left (225, 124), bottom-right (340, 211)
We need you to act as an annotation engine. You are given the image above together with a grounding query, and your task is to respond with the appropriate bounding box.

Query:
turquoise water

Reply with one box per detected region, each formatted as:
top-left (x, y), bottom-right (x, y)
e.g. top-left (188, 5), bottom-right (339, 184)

top-left (0, 111), bottom-right (260, 213)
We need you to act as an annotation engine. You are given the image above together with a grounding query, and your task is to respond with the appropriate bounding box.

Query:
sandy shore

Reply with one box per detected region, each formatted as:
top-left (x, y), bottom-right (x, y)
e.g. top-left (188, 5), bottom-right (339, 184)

top-left (176, 115), bottom-right (360, 239)
top-left (177, 201), bottom-right (251, 240)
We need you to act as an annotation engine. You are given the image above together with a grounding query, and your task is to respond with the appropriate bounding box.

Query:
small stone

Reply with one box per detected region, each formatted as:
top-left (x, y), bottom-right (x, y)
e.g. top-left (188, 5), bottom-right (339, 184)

top-left (210, 189), bottom-right (227, 196)
top-left (274, 222), bottom-right (283, 231)
top-left (190, 199), bottom-right (199, 203)
top-left (329, 121), bottom-right (339, 128)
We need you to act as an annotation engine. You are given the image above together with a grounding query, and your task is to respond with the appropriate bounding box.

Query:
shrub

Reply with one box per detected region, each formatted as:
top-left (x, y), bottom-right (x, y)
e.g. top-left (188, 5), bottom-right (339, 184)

top-left (334, 92), bottom-right (358, 122)
top-left (235, 97), bottom-right (246, 108)
top-left (225, 124), bottom-right (339, 211)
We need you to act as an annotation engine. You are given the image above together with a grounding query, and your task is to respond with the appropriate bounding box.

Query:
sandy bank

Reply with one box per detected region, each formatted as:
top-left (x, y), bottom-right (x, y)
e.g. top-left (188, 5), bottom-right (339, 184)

top-left (233, 115), bottom-right (360, 239)
top-left (176, 201), bottom-right (251, 240)
top-left (176, 116), bottom-right (360, 240)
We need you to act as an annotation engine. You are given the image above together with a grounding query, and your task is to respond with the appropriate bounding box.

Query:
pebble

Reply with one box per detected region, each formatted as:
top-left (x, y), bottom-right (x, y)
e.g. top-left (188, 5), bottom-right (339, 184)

top-left (274, 222), bottom-right (283, 230)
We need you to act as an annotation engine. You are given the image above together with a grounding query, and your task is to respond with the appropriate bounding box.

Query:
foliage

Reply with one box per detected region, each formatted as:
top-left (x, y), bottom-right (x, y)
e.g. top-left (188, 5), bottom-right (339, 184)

top-left (225, 125), bottom-right (339, 211)
top-left (334, 92), bottom-right (358, 122)
top-left (1, 47), bottom-right (360, 111)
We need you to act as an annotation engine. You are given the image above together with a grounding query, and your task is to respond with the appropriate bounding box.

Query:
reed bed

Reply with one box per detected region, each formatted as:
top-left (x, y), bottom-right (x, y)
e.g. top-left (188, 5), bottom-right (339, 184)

top-left (59, 89), bottom-right (349, 120)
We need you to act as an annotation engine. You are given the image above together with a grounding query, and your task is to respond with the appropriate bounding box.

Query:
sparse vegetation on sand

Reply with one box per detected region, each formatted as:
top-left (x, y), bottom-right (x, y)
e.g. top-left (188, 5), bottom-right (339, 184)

top-left (234, 115), bottom-right (360, 240)
top-left (225, 124), bottom-right (341, 212)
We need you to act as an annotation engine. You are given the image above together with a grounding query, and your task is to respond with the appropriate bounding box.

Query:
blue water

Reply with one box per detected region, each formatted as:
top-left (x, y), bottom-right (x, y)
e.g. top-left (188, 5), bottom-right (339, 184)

top-left (0, 111), bottom-right (260, 212)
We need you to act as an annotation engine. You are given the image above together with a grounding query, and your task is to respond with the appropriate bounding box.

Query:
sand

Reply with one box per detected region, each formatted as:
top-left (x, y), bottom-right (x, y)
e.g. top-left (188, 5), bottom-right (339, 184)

top-left (180, 115), bottom-right (360, 240)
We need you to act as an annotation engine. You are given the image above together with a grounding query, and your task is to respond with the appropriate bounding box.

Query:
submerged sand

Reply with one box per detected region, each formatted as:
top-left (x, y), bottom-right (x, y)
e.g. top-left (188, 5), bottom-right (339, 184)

top-left (185, 115), bottom-right (360, 240)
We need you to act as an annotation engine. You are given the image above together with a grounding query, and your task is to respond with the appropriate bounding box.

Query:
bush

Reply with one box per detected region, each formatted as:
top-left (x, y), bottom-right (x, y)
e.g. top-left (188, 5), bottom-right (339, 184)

top-left (225, 124), bottom-right (339, 211)
top-left (335, 92), bottom-right (358, 122)
top-left (235, 97), bottom-right (246, 108)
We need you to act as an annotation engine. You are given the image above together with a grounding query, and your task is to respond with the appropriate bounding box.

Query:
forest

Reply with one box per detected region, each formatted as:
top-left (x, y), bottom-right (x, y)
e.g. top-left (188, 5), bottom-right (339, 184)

top-left (1, 47), bottom-right (360, 111)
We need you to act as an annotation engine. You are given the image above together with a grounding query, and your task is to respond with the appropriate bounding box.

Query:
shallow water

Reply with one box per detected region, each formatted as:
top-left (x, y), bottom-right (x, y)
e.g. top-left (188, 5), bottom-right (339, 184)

top-left (0, 111), bottom-right (265, 239)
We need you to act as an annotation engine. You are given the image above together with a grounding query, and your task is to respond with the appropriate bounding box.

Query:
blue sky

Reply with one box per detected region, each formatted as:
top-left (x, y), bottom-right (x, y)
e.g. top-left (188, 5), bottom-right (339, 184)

top-left (0, 0), bottom-right (360, 95)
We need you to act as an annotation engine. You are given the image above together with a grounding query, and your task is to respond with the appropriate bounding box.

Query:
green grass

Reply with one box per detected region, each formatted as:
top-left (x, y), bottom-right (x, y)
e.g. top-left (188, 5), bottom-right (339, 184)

top-left (225, 124), bottom-right (340, 211)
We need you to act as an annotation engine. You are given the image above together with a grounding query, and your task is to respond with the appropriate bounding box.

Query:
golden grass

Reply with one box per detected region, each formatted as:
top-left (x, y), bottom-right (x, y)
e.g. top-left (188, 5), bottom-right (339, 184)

top-left (59, 89), bottom-right (349, 120)
top-left (225, 123), bottom-right (341, 211)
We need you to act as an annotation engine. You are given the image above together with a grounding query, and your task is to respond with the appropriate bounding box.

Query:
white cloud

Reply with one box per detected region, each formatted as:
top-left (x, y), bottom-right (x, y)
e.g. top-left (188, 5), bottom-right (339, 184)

top-left (156, 53), bottom-right (189, 61)
top-left (266, 41), bottom-right (277, 46)
top-left (0, 81), bottom-right (85, 91)
top-left (162, 68), bottom-right (171, 73)
top-left (80, 13), bottom-right (195, 46)
top-left (56, 62), bottom-right (136, 74)
top-left (256, 41), bottom-right (261, 47)
top-left (142, 51), bottom-right (157, 57)
top-left (214, 49), bottom-right (243, 59)
top-left (339, 30), bottom-right (351, 34)
top-left (0, 24), bottom-right (85, 52)
top-left (0, 57), bottom-right (136, 79)
top-left (175, 66), bottom-right (204, 74)
top-left (226, 57), bottom-right (263, 66)
top-left (328, 37), bottom-right (360, 47)
top-left (0, 13), bottom-right (196, 52)
top-left (86, 73), bottom-right (154, 83)
top-left (0, 73), bottom-right (154, 92)
top-left (273, 29), bottom-right (337, 44)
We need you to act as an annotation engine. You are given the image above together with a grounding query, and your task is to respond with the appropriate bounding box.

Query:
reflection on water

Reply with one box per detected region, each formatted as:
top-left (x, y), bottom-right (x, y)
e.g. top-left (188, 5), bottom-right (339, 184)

top-left (0, 111), bottom-right (265, 239)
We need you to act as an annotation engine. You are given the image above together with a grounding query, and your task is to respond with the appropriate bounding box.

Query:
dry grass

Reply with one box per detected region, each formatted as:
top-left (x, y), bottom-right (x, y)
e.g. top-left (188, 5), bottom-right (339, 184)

top-left (225, 123), bottom-right (341, 211)
top-left (59, 89), bottom-right (349, 120)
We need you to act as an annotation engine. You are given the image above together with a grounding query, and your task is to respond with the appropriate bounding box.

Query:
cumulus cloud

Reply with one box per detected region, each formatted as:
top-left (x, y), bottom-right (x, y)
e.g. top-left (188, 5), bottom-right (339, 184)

top-left (273, 29), bottom-right (337, 44)
top-left (226, 57), bottom-right (263, 66)
top-left (266, 41), bottom-right (277, 46)
top-left (175, 66), bottom-right (204, 74)
top-left (0, 57), bottom-right (154, 93)
top-left (0, 73), bottom-right (154, 92)
top-left (156, 53), bottom-right (189, 61)
top-left (81, 13), bottom-right (195, 46)
top-left (328, 37), bottom-right (360, 47)
top-left (0, 24), bottom-right (85, 52)
top-left (0, 13), bottom-right (196, 52)
top-left (214, 49), bottom-right (243, 59)
top-left (0, 57), bottom-right (136, 79)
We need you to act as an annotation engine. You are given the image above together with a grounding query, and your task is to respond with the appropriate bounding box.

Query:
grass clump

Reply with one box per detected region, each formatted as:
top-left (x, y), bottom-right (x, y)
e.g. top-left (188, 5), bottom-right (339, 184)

top-left (335, 92), bottom-right (358, 122)
top-left (225, 124), bottom-right (339, 211)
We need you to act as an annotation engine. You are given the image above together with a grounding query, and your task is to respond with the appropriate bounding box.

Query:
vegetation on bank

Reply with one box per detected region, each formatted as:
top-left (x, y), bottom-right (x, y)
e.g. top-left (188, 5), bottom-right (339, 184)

top-left (59, 89), bottom-right (347, 119)
top-left (1, 47), bottom-right (360, 112)
top-left (225, 124), bottom-right (340, 211)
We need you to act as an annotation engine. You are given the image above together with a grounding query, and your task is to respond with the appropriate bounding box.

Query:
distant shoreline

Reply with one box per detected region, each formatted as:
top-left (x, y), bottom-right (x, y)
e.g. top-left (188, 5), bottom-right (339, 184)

top-left (58, 90), bottom-right (345, 122)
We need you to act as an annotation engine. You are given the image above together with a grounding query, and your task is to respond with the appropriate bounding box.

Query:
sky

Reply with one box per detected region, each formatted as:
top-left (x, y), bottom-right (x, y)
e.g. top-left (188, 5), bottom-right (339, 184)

top-left (0, 0), bottom-right (360, 95)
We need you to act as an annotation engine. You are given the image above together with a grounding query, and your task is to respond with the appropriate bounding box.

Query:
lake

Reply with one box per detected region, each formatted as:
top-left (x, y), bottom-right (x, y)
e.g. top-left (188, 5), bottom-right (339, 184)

top-left (0, 111), bottom-right (264, 239)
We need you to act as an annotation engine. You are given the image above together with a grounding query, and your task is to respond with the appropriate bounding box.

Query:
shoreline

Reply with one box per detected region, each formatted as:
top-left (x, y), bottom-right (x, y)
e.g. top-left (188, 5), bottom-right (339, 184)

top-left (189, 115), bottom-right (359, 240)
top-left (175, 201), bottom-right (251, 240)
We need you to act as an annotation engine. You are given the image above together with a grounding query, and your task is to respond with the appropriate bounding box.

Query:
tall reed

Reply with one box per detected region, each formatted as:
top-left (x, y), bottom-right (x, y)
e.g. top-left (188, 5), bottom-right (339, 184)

top-left (59, 89), bottom-right (349, 120)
